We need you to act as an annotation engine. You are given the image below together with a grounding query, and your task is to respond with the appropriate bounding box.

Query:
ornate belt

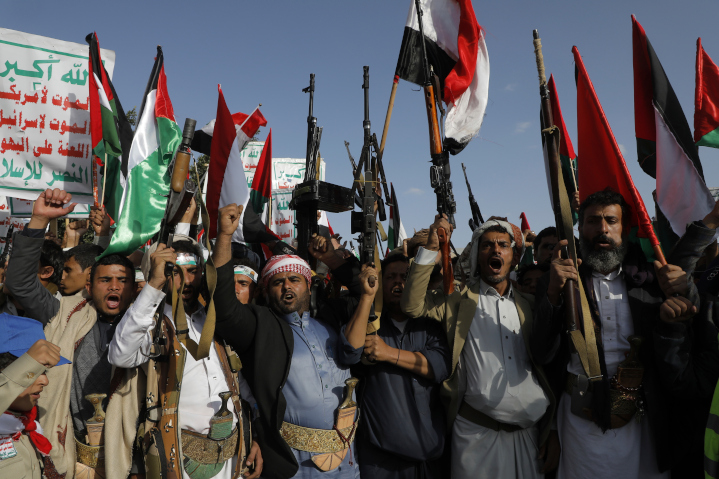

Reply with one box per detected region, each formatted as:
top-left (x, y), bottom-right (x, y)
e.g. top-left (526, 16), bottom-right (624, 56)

top-left (181, 427), bottom-right (239, 465)
top-left (74, 437), bottom-right (104, 469)
top-left (280, 421), bottom-right (356, 454)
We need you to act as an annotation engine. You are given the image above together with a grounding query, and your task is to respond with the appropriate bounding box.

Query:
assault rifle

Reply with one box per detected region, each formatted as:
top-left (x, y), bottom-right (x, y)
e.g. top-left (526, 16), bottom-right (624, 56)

top-left (158, 118), bottom-right (198, 276)
top-left (414, 0), bottom-right (455, 294)
top-left (462, 163), bottom-right (484, 231)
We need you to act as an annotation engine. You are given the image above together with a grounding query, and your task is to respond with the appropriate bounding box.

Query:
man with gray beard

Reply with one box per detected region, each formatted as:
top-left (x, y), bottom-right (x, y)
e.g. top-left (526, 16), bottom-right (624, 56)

top-left (530, 188), bottom-right (699, 479)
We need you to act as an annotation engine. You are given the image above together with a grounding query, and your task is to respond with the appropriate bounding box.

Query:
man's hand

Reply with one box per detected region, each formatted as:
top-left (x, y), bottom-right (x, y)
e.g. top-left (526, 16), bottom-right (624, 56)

top-left (180, 197), bottom-right (199, 225)
top-left (659, 296), bottom-right (697, 323)
top-left (308, 233), bottom-right (335, 263)
top-left (547, 239), bottom-right (579, 305)
top-left (243, 441), bottom-right (263, 478)
top-left (29, 189), bottom-right (77, 229)
top-left (147, 244), bottom-right (176, 290)
top-left (654, 261), bottom-right (689, 297)
top-left (571, 191), bottom-right (581, 213)
top-left (426, 214), bottom-right (452, 252)
top-left (62, 219), bottom-right (88, 248)
top-left (26, 339), bottom-right (61, 369)
top-left (703, 200), bottom-right (719, 230)
top-left (89, 206), bottom-right (111, 236)
top-left (538, 430), bottom-right (560, 473)
top-left (364, 335), bottom-right (393, 363)
top-left (359, 264), bottom-right (379, 298)
top-left (217, 204), bottom-right (242, 237)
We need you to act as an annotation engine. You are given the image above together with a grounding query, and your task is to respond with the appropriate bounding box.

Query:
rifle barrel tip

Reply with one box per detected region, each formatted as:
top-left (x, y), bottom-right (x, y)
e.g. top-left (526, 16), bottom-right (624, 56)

top-left (533, 29), bottom-right (539, 39)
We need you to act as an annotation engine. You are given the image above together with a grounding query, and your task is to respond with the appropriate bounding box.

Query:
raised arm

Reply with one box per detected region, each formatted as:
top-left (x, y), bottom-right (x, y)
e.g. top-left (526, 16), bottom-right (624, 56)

top-left (6, 189), bottom-right (76, 324)
top-left (212, 204), bottom-right (258, 353)
top-left (108, 244), bottom-right (176, 368)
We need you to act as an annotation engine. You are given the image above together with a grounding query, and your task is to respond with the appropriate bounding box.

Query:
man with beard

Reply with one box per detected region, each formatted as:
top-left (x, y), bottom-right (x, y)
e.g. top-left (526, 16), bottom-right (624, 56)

top-left (401, 215), bottom-right (558, 479)
top-left (109, 236), bottom-right (263, 479)
top-left (340, 252), bottom-right (451, 479)
top-left (530, 188), bottom-right (698, 478)
top-left (4, 188), bottom-right (140, 479)
top-left (211, 203), bottom-right (365, 479)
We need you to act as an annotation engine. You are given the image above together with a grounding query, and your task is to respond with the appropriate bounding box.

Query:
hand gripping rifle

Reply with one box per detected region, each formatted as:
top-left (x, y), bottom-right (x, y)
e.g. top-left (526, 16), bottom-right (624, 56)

top-left (462, 163), bottom-right (484, 231)
top-left (415, 0), bottom-right (456, 294)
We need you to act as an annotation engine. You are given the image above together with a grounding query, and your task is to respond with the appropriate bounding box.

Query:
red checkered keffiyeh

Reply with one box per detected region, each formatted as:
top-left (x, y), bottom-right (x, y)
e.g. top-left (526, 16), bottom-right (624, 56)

top-left (261, 255), bottom-right (312, 287)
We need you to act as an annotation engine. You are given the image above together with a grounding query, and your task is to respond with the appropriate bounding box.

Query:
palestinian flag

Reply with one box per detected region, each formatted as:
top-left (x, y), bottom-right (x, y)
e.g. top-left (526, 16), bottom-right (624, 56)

top-left (395, 0), bottom-right (489, 154)
top-left (100, 46), bottom-right (181, 257)
top-left (191, 111), bottom-right (266, 156)
top-left (86, 32), bottom-right (133, 217)
top-left (695, 38), bottom-right (719, 149)
top-left (573, 46), bottom-right (659, 247)
top-left (632, 16), bottom-right (714, 237)
top-left (386, 183), bottom-right (408, 253)
top-left (548, 75), bottom-right (578, 224)
top-left (206, 85), bottom-right (277, 244)
top-left (250, 128), bottom-right (272, 217)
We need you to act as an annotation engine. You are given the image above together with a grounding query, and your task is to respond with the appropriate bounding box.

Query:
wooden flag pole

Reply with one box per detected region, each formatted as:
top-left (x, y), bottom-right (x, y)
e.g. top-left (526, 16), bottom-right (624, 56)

top-left (100, 153), bottom-right (108, 208)
top-left (378, 76), bottom-right (400, 158)
top-left (92, 159), bottom-right (100, 207)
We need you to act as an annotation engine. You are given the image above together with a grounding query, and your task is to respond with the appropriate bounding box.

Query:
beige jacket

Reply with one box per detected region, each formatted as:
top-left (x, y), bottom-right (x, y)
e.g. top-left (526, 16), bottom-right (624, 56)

top-left (38, 291), bottom-right (145, 479)
top-left (400, 261), bottom-right (556, 446)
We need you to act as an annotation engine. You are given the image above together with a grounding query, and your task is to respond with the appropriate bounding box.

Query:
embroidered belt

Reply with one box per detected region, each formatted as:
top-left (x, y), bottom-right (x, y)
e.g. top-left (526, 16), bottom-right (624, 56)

top-left (280, 421), bottom-right (356, 454)
top-left (74, 437), bottom-right (104, 469)
top-left (181, 427), bottom-right (239, 465)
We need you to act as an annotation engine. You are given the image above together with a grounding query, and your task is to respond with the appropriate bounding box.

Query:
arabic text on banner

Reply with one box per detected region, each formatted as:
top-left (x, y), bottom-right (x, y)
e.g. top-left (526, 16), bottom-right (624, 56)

top-left (0, 28), bottom-right (115, 204)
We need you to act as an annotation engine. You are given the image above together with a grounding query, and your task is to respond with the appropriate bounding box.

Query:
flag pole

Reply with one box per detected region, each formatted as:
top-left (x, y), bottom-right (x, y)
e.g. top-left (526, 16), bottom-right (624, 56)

top-left (378, 76), bottom-right (399, 158)
top-left (92, 159), bottom-right (100, 207)
top-left (100, 153), bottom-right (108, 208)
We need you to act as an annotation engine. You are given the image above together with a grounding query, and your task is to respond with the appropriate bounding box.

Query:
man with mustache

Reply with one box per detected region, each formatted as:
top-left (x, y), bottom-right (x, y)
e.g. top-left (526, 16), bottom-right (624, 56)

top-left (530, 188), bottom-right (699, 478)
top-left (341, 252), bottom-right (451, 479)
top-left (109, 235), bottom-right (263, 479)
top-left (211, 203), bottom-right (365, 479)
top-left (4, 188), bottom-right (140, 479)
top-left (401, 215), bottom-right (558, 479)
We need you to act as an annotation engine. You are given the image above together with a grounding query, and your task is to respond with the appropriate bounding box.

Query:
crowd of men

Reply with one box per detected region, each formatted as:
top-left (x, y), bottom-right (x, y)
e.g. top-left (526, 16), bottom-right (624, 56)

top-left (1, 185), bottom-right (719, 479)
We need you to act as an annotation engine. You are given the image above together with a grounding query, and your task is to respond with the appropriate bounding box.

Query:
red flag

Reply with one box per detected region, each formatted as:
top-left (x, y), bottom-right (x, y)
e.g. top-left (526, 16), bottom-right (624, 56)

top-left (250, 128), bottom-right (272, 214)
top-left (573, 46), bottom-right (658, 247)
top-left (695, 38), bottom-right (719, 147)
top-left (519, 212), bottom-right (531, 232)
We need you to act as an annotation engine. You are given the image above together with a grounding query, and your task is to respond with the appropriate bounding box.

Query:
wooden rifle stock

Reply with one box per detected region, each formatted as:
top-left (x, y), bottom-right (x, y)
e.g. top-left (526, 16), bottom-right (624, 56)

top-left (533, 30), bottom-right (579, 333)
top-left (423, 84), bottom-right (443, 155)
top-left (171, 149), bottom-right (191, 193)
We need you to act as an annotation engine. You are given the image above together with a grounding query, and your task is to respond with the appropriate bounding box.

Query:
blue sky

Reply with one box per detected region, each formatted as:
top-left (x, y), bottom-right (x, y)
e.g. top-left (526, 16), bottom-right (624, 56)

top-left (5, 0), bottom-right (719, 249)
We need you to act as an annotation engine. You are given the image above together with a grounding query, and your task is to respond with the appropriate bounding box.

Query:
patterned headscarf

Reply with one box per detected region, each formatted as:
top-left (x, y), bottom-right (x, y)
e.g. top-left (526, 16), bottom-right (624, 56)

top-left (469, 217), bottom-right (525, 281)
top-left (261, 255), bottom-right (312, 288)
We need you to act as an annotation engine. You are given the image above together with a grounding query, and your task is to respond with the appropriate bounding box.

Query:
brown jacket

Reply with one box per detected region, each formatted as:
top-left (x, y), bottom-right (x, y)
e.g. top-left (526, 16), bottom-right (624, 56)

top-left (400, 261), bottom-right (556, 445)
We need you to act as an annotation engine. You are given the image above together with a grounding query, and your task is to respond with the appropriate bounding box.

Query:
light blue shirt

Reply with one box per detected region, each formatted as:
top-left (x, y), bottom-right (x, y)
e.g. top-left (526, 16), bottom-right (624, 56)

top-left (282, 311), bottom-right (361, 478)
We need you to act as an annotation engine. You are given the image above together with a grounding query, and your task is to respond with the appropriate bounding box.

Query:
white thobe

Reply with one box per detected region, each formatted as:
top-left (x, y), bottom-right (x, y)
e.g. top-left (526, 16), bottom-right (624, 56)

top-left (108, 285), bottom-right (255, 479)
top-left (557, 266), bottom-right (669, 479)
top-left (416, 247), bottom-right (550, 479)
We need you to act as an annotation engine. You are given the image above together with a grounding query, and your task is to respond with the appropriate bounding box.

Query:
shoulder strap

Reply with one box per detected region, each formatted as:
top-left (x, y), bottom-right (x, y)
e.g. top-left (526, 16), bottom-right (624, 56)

top-left (215, 340), bottom-right (246, 479)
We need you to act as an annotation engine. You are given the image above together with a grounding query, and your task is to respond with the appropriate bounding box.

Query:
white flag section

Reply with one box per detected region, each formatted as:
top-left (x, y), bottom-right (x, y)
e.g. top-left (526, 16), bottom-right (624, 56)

top-left (220, 135), bottom-right (252, 243)
top-left (0, 28), bottom-right (115, 203)
top-left (654, 108), bottom-right (715, 236)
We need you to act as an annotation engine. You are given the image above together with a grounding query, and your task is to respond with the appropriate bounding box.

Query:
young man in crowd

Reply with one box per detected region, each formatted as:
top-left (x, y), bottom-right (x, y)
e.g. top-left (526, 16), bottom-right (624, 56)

top-left (341, 253), bottom-right (451, 478)
top-left (109, 235), bottom-right (263, 479)
top-left (232, 257), bottom-right (260, 304)
top-left (532, 227), bottom-right (558, 266)
top-left (211, 203), bottom-right (365, 479)
top-left (531, 188), bottom-right (709, 478)
top-left (402, 215), bottom-right (558, 479)
top-left (4, 188), bottom-right (140, 479)
top-left (0, 316), bottom-right (70, 479)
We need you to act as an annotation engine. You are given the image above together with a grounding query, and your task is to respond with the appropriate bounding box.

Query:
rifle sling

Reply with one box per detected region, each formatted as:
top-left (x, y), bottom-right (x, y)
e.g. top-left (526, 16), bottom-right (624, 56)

top-left (214, 340), bottom-right (246, 479)
top-left (367, 246), bottom-right (382, 334)
top-left (171, 196), bottom-right (218, 361)
top-left (549, 126), bottom-right (602, 382)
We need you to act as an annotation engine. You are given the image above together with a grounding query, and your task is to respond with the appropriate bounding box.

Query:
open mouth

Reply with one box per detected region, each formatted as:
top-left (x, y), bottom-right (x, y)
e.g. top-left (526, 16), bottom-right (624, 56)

top-left (593, 235), bottom-right (614, 250)
top-left (282, 292), bottom-right (295, 304)
top-left (488, 257), bottom-right (503, 275)
top-left (391, 286), bottom-right (403, 296)
top-left (106, 294), bottom-right (121, 310)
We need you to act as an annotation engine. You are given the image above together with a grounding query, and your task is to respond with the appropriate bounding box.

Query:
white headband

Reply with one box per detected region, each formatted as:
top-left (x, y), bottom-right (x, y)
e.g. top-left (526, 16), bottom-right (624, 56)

top-left (176, 253), bottom-right (198, 266)
top-left (234, 265), bottom-right (258, 284)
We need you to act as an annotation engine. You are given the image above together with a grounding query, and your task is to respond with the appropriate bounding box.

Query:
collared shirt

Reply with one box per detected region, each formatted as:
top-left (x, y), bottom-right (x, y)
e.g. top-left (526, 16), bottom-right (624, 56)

top-left (281, 311), bottom-right (360, 478)
top-left (460, 279), bottom-right (549, 428)
top-left (108, 285), bottom-right (256, 435)
top-left (567, 265), bottom-right (634, 378)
